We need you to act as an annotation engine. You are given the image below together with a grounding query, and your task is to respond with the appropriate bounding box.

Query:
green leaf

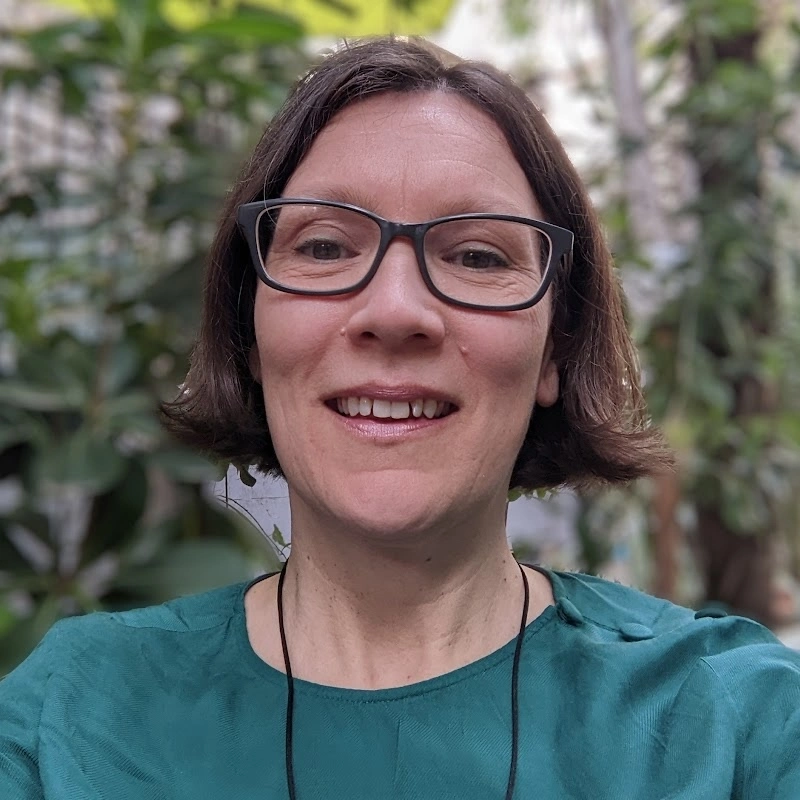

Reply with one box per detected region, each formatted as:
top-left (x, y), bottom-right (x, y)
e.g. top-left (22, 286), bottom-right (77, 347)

top-left (270, 524), bottom-right (285, 547)
top-left (104, 390), bottom-right (158, 424)
top-left (79, 460), bottom-right (149, 565)
top-left (190, 10), bottom-right (303, 43)
top-left (34, 429), bottom-right (125, 494)
top-left (100, 341), bottom-right (141, 395)
top-left (237, 464), bottom-right (257, 487)
top-left (0, 596), bottom-right (63, 677)
top-left (0, 68), bottom-right (45, 91)
top-left (103, 396), bottom-right (162, 443)
top-left (15, 342), bottom-right (95, 404)
top-left (0, 603), bottom-right (15, 637)
top-left (0, 528), bottom-right (38, 574)
top-left (1, 283), bottom-right (40, 341)
top-left (4, 507), bottom-right (53, 546)
top-left (19, 20), bottom-right (102, 64)
top-left (114, 538), bottom-right (255, 603)
top-left (61, 72), bottom-right (92, 114)
top-left (1, 195), bottom-right (38, 218)
top-left (148, 448), bottom-right (221, 483)
top-left (141, 19), bottom-right (183, 58)
top-left (0, 258), bottom-right (35, 284)
top-left (0, 381), bottom-right (85, 412)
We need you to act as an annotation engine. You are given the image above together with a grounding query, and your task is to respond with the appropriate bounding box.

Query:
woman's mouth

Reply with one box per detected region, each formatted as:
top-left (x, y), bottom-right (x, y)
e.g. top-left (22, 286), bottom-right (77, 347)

top-left (328, 397), bottom-right (456, 420)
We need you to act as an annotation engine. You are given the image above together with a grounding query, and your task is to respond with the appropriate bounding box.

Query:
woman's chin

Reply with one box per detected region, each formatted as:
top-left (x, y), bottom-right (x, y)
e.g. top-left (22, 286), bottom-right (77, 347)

top-left (287, 463), bottom-right (507, 549)
top-left (296, 476), bottom-right (464, 547)
top-left (333, 497), bottom-right (447, 545)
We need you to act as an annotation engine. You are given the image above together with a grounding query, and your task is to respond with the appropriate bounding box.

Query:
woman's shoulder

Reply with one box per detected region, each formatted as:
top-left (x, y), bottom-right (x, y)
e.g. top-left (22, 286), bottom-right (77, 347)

top-left (5, 579), bottom-right (251, 685)
top-left (63, 578), bottom-right (246, 638)
top-left (546, 566), bottom-right (792, 656)
top-left (0, 580), bottom-right (263, 797)
top-left (105, 579), bottom-right (249, 632)
top-left (529, 569), bottom-right (800, 797)
top-left (544, 566), bottom-right (800, 717)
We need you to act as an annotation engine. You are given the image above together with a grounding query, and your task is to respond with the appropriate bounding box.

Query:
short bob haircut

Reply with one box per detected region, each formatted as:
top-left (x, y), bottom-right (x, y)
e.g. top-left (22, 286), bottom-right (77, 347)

top-left (163, 36), bottom-right (671, 490)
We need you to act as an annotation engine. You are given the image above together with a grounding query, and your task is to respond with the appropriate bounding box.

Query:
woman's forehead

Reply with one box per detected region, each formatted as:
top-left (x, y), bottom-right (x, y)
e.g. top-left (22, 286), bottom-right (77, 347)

top-left (281, 91), bottom-right (541, 220)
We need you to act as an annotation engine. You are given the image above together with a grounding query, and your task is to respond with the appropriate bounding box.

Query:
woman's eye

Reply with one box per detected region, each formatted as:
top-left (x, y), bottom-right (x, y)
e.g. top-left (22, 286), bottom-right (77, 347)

top-left (458, 248), bottom-right (509, 270)
top-left (297, 239), bottom-right (344, 260)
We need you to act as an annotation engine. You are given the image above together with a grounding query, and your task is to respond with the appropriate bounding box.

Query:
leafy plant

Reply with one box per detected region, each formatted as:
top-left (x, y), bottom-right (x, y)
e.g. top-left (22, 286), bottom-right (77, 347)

top-left (583, 0), bottom-right (800, 620)
top-left (0, 0), bottom-right (305, 672)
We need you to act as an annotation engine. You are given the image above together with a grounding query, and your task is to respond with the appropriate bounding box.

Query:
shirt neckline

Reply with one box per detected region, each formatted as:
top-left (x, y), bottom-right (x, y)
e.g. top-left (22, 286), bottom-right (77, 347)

top-left (233, 564), bottom-right (568, 703)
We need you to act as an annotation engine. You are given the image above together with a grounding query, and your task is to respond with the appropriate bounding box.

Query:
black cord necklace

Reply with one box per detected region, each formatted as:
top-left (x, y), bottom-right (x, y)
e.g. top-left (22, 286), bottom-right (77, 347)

top-left (277, 561), bottom-right (530, 800)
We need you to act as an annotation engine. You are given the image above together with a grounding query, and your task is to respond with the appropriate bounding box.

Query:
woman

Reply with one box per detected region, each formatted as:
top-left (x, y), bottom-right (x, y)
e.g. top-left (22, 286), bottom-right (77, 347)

top-left (2, 36), bottom-right (799, 799)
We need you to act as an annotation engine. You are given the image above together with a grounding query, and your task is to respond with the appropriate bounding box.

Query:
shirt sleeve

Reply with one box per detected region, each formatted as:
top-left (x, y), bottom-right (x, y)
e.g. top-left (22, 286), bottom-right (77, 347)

top-left (702, 638), bottom-right (800, 798)
top-left (0, 625), bottom-right (59, 800)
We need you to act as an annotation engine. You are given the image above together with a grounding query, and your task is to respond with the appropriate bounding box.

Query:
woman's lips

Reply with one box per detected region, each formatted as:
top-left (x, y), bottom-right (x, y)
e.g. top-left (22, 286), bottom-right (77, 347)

top-left (330, 409), bottom-right (454, 439)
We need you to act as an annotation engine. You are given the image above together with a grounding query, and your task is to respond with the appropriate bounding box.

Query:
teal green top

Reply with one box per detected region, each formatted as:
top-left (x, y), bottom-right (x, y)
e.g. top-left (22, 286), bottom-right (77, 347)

top-left (2, 568), bottom-right (800, 799)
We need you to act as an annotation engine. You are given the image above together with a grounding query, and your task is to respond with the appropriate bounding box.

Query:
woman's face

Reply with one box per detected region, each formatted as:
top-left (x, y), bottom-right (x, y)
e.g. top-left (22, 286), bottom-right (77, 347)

top-left (251, 91), bottom-right (559, 541)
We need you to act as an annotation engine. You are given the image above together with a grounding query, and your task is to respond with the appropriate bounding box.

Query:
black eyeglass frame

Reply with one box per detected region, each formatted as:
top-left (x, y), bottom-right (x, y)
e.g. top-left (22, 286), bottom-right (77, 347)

top-left (236, 198), bottom-right (574, 312)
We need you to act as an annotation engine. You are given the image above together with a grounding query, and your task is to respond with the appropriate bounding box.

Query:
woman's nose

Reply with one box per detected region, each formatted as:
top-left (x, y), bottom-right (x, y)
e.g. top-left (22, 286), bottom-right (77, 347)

top-left (343, 238), bottom-right (446, 350)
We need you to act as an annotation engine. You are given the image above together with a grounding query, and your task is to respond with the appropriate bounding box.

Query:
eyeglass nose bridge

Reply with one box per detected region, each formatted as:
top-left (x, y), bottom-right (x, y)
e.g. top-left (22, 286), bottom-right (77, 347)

top-left (366, 219), bottom-right (437, 296)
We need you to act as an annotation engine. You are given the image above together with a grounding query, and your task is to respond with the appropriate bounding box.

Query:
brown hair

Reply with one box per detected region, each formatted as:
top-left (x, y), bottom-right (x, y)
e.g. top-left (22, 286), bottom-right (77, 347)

top-left (163, 36), bottom-right (671, 489)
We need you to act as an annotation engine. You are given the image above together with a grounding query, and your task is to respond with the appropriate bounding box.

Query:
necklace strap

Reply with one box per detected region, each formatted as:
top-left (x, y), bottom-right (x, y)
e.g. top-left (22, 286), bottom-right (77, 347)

top-left (278, 560), bottom-right (530, 800)
top-left (506, 561), bottom-right (529, 800)
top-left (277, 564), bottom-right (297, 800)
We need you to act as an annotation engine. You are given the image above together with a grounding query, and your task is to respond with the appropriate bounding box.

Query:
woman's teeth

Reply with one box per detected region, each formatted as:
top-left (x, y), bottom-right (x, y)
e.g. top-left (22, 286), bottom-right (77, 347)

top-left (335, 397), bottom-right (451, 419)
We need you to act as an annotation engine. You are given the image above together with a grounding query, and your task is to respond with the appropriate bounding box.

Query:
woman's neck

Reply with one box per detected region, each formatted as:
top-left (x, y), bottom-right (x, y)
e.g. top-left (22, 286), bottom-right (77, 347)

top-left (245, 512), bottom-right (554, 689)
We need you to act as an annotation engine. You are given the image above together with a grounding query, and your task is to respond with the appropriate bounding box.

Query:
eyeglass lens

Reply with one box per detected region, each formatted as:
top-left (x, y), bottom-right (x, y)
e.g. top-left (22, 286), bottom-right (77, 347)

top-left (257, 203), bottom-right (552, 307)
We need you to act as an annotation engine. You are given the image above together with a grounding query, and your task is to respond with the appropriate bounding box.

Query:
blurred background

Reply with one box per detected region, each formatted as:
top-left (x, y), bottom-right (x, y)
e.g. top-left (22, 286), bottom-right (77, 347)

top-left (2, 0), bottom-right (800, 673)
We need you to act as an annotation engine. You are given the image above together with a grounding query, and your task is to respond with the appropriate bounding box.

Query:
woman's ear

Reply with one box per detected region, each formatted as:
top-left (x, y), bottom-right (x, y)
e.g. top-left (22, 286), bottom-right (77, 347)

top-left (535, 338), bottom-right (559, 408)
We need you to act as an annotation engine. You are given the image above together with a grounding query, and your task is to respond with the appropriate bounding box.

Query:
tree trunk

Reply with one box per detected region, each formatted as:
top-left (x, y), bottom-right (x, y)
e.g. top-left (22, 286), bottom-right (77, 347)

top-left (593, 0), bottom-right (684, 599)
top-left (696, 509), bottom-right (775, 624)
top-left (685, 8), bottom-right (779, 624)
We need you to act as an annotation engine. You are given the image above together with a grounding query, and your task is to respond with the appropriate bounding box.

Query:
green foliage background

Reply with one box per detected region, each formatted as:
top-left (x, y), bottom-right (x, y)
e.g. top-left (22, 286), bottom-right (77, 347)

top-left (0, 1), bottom-right (303, 672)
top-left (596, 0), bottom-right (800, 620)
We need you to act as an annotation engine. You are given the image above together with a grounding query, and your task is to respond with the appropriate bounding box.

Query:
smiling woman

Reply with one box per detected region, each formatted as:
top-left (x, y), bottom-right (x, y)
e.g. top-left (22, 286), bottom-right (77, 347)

top-left (2, 36), bottom-right (800, 800)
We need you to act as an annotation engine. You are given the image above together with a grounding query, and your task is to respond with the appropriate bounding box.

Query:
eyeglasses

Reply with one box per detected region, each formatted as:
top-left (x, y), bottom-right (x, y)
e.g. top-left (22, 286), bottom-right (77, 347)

top-left (236, 199), bottom-right (574, 312)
